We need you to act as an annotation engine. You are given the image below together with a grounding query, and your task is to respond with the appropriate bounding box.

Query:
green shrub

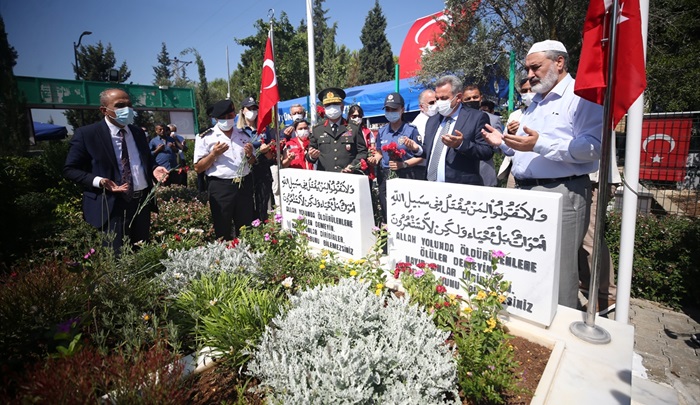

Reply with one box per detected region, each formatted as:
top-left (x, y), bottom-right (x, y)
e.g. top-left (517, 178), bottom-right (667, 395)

top-left (248, 278), bottom-right (459, 404)
top-left (238, 215), bottom-right (345, 290)
top-left (150, 185), bottom-right (215, 243)
top-left (176, 272), bottom-right (285, 367)
top-left (0, 260), bottom-right (86, 368)
top-left (4, 342), bottom-right (192, 404)
top-left (606, 212), bottom-right (700, 308)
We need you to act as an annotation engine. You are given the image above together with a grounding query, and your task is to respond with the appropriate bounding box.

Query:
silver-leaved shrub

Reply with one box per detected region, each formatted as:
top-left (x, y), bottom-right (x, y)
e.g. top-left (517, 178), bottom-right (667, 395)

top-left (158, 240), bottom-right (262, 297)
top-left (248, 278), bottom-right (460, 404)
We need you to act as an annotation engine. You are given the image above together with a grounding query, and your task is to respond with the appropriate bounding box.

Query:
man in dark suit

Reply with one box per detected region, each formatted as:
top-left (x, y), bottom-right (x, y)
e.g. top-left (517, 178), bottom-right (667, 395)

top-left (64, 88), bottom-right (169, 252)
top-left (423, 75), bottom-right (493, 185)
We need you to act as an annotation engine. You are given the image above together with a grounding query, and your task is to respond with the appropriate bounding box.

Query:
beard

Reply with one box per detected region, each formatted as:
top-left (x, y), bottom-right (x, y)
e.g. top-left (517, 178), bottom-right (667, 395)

top-left (531, 63), bottom-right (559, 94)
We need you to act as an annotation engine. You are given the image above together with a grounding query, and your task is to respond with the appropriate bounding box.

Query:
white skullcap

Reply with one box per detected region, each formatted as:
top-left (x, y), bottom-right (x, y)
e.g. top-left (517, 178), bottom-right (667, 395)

top-left (527, 40), bottom-right (568, 55)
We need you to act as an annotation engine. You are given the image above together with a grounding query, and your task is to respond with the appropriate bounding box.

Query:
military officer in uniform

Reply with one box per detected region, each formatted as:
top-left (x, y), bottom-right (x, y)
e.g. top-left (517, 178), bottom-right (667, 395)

top-left (306, 87), bottom-right (367, 172)
top-left (193, 99), bottom-right (256, 240)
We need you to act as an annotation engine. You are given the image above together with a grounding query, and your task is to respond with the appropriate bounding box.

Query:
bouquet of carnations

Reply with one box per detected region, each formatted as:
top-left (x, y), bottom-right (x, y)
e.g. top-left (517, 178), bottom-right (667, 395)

top-left (381, 141), bottom-right (406, 161)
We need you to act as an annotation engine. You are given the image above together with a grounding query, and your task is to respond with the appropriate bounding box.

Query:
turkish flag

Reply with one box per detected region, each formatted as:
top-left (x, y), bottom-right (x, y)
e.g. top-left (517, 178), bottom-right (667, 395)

top-left (398, 11), bottom-right (448, 79)
top-left (258, 30), bottom-right (279, 130)
top-left (574, 0), bottom-right (646, 127)
top-left (639, 117), bottom-right (693, 182)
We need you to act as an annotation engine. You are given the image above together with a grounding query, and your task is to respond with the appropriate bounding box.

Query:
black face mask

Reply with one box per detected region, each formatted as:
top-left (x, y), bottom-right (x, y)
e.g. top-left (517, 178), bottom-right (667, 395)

top-left (464, 100), bottom-right (481, 110)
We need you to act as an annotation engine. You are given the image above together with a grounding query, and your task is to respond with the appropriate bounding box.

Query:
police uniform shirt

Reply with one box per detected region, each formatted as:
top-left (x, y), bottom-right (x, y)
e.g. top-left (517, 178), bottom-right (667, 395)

top-left (309, 120), bottom-right (367, 172)
top-left (377, 122), bottom-right (421, 169)
top-left (193, 126), bottom-right (251, 179)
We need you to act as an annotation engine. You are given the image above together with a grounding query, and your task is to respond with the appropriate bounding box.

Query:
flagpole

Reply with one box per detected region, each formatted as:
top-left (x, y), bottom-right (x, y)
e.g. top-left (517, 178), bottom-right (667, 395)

top-left (268, 10), bottom-right (283, 213)
top-left (570, 0), bottom-right (621, 345)
top-left (306, 0), bottom-right (317, 125)
top-left (616, 0), bottom-right (649, 323)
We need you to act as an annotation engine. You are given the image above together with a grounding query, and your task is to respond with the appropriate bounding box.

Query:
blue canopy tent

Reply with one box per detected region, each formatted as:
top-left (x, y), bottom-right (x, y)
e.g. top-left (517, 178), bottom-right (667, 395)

top-left (33, 121), bottom-right (68, 141)
top-left (278, 78), bottom-right (426, 126)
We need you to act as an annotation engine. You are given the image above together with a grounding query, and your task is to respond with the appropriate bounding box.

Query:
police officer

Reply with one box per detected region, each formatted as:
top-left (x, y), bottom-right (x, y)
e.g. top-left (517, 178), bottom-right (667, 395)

top-left (193, 99), bottom-right (256, 240)
top-left (306, 87), bottom-right (367, 172)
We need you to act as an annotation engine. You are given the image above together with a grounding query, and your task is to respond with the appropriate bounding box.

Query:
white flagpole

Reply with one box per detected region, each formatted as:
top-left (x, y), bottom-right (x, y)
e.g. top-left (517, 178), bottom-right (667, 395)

top-left (226, 46), bottom-right (231, 100)
top-left (306, 0), bottom-right (317, 125)
top-left (616, 0), bottom-right (649, 323)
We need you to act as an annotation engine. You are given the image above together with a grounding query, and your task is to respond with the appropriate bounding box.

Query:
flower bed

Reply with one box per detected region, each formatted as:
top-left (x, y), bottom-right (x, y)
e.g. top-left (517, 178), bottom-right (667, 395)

top-left (0, 204), bottom-right (552, 404)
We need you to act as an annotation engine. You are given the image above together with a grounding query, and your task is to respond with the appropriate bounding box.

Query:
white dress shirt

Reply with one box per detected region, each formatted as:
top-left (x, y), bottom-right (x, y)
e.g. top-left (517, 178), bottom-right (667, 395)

top-left (429, 105), bottom-right (460, 182)
top-left (93, 118), bottom-right (148, 191)
top-left (499, 74), bottom-right (603, 180)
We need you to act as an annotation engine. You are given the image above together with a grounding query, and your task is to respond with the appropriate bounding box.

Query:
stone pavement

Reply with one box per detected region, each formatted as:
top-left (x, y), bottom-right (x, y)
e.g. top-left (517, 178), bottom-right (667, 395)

top-left (627, 297), bottom-right (700, 405)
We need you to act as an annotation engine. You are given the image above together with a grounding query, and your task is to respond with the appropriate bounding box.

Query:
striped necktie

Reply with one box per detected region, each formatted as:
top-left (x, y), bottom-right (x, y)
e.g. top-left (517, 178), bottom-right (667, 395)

top-left (426, 117), bottom-right (452, 181)
top-left (118, 129), bottom-right (134, 201)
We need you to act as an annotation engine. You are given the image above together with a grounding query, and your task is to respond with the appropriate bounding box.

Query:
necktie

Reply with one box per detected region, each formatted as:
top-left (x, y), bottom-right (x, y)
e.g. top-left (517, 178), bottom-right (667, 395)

top-left (118, 129), bottom-right (134, 201)
top-left (331, 123), bottom-right (338, 136)
top-left (426, 117), bottom-right (452, 181)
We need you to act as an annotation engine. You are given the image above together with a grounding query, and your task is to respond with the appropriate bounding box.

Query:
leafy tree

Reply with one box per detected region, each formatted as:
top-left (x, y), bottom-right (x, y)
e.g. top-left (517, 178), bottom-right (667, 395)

top-left (154, 42), bottom-right (172, 87)
top-left (345, 50), bottom-right (362, 88)
top-left (66, 41), bottom-right (131, 129)
top-left (317, 23), bottom-right (350, 89)
top-left (312, 0), bottom-right (331, 68)
top-left (231, 13), bottom-right (309, 104)
top-left (358, 0), bottom-right (394, 85)
top-left (0, 14), bottom-right (29, 156)
top-left (645, 0), bottom-right (700, 111)
top-left (208, 79), bottom-right (229, 104)
top-left (182, 48), bottom-right (212, 132)
top-left (417, 1), bottom-right (501, 89)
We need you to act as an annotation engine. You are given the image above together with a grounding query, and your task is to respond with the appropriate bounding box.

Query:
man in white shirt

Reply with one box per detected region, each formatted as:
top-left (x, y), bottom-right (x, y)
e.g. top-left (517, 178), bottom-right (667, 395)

top-left (481, 40), bottom-right (603, 309)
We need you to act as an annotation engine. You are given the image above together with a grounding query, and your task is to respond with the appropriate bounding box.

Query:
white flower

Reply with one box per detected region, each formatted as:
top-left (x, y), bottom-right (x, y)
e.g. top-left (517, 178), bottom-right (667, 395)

top-left (209, 298), bottom-right (218, 306)
top-left (189, 228), bottom-right (204, 234)
top-left (281, 277), bottom-right (294, 289)
top-left (155, 230), bottom-right (165, 236)
top-left (173, 272), bottom-right (183, 280)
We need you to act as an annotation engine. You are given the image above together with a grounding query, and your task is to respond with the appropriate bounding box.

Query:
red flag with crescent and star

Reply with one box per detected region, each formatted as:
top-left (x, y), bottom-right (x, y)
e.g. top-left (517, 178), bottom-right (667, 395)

top-left (258, 29), bottom-right (279, 130)
top-left (574, 0), bottom-right (646, 127)
top-left (397, 11), bottom-right (448, 79)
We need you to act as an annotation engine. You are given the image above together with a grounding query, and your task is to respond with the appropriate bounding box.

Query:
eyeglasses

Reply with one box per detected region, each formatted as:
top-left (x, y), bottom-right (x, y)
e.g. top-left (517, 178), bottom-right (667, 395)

top-left (350, 114), bottom-right (362, 118)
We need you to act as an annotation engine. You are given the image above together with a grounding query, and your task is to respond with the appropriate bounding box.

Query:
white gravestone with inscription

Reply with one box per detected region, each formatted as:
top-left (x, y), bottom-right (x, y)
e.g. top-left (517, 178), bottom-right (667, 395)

top-left (280, 168), bottom-right (375, 259)
top-left (387, 179), bottom-right (562, 327)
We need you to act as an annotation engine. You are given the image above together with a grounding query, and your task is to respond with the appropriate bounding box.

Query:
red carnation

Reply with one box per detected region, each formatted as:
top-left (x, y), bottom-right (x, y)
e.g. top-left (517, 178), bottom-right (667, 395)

top-left (174, 234), bottom-right (181, 242)
top-left (360, 159), bottom-right (368, 171)
top-left (436, 285), bottom-right (447, 294)
top-left (416, 262), bottom-right (426, 269)
top-left (427, 263), bottom-right (438, 270)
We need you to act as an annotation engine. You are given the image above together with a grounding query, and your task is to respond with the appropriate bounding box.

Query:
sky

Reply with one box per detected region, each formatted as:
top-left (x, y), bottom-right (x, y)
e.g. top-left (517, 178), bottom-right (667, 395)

top-left (1, 0), bottom-right (445, 129)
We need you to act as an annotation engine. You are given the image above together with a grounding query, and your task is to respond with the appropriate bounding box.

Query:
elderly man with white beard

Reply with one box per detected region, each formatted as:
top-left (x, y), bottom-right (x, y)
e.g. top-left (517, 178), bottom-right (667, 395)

top-left (481, 40), bottom-right (603, 309)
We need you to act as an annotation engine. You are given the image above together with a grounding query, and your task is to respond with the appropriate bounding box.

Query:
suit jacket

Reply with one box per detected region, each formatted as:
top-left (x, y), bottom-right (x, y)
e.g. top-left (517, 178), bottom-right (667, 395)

top-left (423, 107), bottom-right (493, 185)
top-left (308, 118), bottom-right (367, 172)
top-left (63, 120), bottom-right (156, 228)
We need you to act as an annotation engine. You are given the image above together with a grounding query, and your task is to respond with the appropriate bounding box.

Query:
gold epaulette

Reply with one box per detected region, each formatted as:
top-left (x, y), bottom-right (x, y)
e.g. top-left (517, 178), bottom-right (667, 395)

top-left (197, 128), bottom-right (214, 138)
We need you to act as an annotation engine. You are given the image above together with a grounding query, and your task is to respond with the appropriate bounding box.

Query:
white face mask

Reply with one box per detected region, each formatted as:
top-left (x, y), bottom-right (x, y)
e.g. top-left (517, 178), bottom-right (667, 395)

top-left (324, 105), bottom-right (342, 120)
top-left (425, 103), bottom-right (438, 117)
top-left (291, 113), bottom-right (304, 121)
top-left (245, 110), bottom-right (258, 121)
top-left (436, 97), bottom-right (455, 117)
top-left (350, 117), bottom-right (362, 126)
top-left (385, 111), bottom-right (401, 123)
top-left (217, 118), bottom-right (234, 131)
top-left (521, 92), bottom-right (535, 107)
top-left (296, 129), bottom-right (310, 138)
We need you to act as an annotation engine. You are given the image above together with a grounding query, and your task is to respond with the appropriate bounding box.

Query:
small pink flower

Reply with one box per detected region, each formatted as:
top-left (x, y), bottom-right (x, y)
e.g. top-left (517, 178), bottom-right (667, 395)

top-left (264, 233), bottom-right (271, 241)
top-left (413, 269), bottom-right (425, 278)
top-left (252, 219), bottom-right (262, 227)
top-left (274, 213), bottom-right (283, 223)
top-left (465, 256), bottom-right (475, 263)
top-left (492, 250), bottom-right (505, 258)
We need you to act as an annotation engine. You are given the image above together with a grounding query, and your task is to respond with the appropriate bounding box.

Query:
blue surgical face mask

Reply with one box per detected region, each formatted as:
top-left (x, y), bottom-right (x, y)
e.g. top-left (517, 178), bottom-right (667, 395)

top-left (109, 106), bottom-right (135, 126)
top-left (385, 111), bottom-right (401, 123)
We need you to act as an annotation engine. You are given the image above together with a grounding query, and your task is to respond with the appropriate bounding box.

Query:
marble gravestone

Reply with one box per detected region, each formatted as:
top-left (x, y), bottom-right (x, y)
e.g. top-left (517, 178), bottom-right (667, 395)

top-left (387, 179), bottom-right (563, 327)
top-left (279, 168), bottom-right (375, 259)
